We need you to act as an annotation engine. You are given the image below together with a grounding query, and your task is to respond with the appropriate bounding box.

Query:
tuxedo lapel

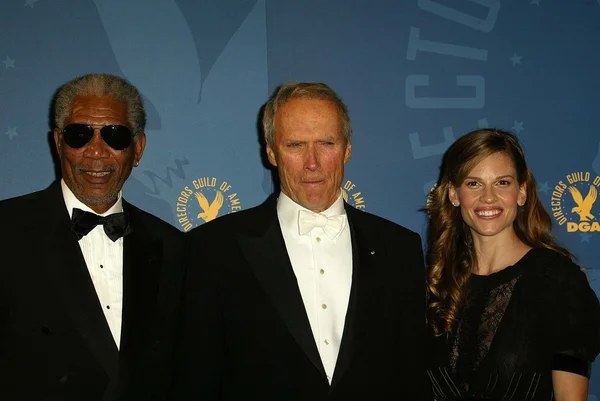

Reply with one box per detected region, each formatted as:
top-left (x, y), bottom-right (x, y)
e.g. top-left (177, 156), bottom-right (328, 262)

top-left (119, 205), bottom-right (161, 353)
top-left (331, 205), bottom-right (381, 387)
top-left (38, 183), bottom-right (118, 378)
top-left (236, 199), bottom-right (326, 378)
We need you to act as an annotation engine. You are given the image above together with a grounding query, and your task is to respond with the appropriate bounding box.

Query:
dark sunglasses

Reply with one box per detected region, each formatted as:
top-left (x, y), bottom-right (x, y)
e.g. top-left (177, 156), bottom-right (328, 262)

top-left (62, 124), bottom-right (133, 150)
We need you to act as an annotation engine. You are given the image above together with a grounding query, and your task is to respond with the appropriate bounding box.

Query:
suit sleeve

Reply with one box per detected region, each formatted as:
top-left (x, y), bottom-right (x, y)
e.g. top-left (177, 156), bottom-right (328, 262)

top-left (168, 229), bottom-right (225, 401)
top-left (551, 260), bottom-right (600, 377)
top-left (402, 230), bottom-right (431, 401)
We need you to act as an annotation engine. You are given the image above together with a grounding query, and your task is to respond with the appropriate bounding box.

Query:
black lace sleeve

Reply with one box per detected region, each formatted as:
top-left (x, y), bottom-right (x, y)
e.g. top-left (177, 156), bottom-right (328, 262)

top-left (551, 261), bottom-right (600, 376)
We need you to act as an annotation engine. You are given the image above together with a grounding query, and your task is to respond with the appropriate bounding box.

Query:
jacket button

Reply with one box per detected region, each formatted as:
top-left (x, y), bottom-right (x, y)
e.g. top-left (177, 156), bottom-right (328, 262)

top-left (59, 375), bottom-right (68, 385)
top-left (42, 326), bottom-right (52, 335)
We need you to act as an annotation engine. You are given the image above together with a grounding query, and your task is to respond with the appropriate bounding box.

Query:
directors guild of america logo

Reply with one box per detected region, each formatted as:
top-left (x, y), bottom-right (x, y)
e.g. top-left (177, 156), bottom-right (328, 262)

top-left (341, 180), bottom-right (366, 210)
top-left (174, 176), bottom-right (243, 232)
top-left (549, 171), bottom-right (599, 233)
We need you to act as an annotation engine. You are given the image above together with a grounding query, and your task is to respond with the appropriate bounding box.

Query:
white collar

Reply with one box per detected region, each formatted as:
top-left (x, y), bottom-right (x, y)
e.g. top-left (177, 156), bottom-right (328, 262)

top-left (276, 190), bottom-right (346, 231)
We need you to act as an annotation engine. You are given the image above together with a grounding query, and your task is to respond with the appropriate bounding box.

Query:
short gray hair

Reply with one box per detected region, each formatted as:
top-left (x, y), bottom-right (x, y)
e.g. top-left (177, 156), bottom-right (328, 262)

top-left (262, 82), bottom-right (352, 147)
top-left (54, 73), bottom-right (146, 139)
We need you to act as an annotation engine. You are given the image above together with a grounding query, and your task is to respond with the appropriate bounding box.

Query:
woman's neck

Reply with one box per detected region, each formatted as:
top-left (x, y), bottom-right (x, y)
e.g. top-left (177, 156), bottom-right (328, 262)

top-left (472, 232), bottom-right (531, 276)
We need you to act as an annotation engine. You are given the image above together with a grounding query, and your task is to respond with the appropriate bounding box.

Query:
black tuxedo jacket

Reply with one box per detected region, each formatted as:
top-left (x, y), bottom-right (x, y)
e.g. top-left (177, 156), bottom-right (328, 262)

top-left (169, 195), bottom-right (429, 401)
top-left (0, 182), bottom-right (184, 401)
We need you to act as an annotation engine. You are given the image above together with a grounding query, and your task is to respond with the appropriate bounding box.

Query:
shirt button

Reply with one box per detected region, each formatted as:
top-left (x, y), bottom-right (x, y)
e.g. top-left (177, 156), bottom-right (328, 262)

top-left (321, 303), bottom-right (327, 310)
top-left (106, 305), bottom-right (110, 309)
top-left (324, 339), bottom-right (330, 345)
top-left (100, 264), bottom-right (104, 269)
top-left (316, 237), bottom-right (321, 243)
top-left (319, 269), bottom-right (325, 275)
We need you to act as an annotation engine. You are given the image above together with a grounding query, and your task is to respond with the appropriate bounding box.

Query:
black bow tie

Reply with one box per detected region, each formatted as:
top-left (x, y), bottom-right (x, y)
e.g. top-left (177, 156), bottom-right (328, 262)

top-left (71, 208), bottom-right (132, 242)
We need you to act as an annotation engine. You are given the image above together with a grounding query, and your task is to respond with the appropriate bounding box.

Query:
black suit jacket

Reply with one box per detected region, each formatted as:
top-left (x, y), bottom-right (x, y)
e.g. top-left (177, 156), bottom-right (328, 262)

top-left (0, 182), bottom-right (184, 401)
top-left (169, 195), bottom-right (429, 401)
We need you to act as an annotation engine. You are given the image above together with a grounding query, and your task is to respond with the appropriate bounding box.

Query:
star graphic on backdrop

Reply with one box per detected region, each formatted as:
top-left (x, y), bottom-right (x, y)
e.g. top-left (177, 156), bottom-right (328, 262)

top-left (512, 121), bottom-right (524, 133)
top-left (2, 56), bottom-right (15, 69)
top-left (581, 233), bottom-right (592, 243)
top-left (510, 53), bottom-right (522, 66)
top-left (530, 0), bottom-right (542, 5)
top-left (538, 182), bottom-right (550, 194)
top-left (25, 0), bottom-right (40, 8)
top-left (4, 127), bottom-right (18, 140)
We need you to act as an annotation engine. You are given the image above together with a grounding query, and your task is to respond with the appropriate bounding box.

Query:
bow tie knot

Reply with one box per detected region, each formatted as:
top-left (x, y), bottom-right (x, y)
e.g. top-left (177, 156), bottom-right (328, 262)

top-left (298, 210), bottom-right (346, 240)
top-left (71, 208), bottom-right (132, 242)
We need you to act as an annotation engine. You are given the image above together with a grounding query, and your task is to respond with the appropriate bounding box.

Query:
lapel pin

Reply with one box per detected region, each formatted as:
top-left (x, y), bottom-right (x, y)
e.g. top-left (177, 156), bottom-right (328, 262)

top-left (370, 250), bottom-right (375, 255)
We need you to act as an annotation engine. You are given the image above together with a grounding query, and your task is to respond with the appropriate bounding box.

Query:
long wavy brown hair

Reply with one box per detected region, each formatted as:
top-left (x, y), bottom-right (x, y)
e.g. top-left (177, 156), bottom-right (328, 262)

top-left (426, 128), bottom-right (571, 336)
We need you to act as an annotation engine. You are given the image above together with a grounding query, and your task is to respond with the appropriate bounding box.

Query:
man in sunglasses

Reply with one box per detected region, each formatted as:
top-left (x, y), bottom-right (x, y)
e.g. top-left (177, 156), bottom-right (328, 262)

top-left (0, 73), bottom-right (184, 401)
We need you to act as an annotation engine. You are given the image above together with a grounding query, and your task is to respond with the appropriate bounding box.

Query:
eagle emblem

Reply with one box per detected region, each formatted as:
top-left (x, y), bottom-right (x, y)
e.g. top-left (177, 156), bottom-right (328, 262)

top-left (194, 191), bottom-right (224, 223)
top-left (568, 185), bottom-right (597, 221)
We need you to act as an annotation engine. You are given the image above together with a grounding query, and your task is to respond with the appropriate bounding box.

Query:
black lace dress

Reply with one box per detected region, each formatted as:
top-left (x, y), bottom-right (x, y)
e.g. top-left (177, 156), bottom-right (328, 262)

top-left (427, 248), bottom-right (600, 401)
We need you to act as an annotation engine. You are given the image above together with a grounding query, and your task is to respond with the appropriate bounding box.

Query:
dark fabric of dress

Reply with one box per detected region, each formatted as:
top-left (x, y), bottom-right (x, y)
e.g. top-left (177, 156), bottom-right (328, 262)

top-left (427, 248), bottom-right (600, 401)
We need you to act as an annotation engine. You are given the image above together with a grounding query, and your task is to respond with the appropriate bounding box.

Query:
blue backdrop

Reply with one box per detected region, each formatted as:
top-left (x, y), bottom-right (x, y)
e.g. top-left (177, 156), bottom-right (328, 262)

top-left (1, 0), bottom-right (600, 396)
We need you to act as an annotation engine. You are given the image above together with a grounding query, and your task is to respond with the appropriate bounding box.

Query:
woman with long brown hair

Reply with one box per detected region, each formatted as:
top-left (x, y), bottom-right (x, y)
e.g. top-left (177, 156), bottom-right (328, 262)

top-left (426, 129), bottom-right (600, 400)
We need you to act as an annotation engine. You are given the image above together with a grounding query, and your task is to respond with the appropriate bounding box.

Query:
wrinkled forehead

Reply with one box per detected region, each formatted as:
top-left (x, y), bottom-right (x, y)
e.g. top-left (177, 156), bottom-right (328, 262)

top-left (66, 95), bottom-right (129, 127)
top-left (274, 98), bottom-right (344, 135)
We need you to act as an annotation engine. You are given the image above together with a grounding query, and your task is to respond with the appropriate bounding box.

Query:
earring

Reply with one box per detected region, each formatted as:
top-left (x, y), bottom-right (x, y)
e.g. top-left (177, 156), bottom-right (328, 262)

top-left (518, 199), bottom-right (525, 206)
top-left (451, 202), bottom-right (458, 207)
top-left (134, 161), bottom-right (139, 167)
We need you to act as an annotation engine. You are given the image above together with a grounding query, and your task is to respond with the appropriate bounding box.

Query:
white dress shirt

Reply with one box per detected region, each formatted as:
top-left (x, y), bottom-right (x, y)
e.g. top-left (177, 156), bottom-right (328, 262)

top-left (277, 191), bottom-right (353, 383)
top-left (61, 179), bottom-right (124, 349)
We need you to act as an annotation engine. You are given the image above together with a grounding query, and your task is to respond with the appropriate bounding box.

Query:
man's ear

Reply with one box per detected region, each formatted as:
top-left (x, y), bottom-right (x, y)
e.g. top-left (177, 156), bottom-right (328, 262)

top-left (53, 128), bottom-right (63, 158)
top-left (133, 132), bottom-right (146, 166)
top-left (266, 142), bottom-right (278, 167)
top-left (344, 140), bottom-right (352, 164)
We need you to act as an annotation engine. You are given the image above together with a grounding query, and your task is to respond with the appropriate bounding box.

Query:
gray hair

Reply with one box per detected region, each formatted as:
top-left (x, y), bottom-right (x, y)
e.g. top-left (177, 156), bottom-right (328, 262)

top-left (262, 82), bottom-right (352, 147)
top-left (54, 73), bottom-right (146, 139)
